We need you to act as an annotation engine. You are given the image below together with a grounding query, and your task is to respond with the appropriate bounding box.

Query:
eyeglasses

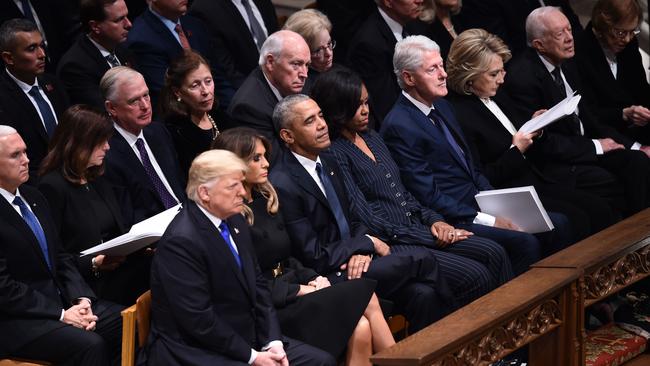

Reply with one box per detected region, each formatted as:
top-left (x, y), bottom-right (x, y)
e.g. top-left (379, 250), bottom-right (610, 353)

top-left (611, 28), bottom-right (641, 40)
top-left (311, 40), bottom-right (336, 58)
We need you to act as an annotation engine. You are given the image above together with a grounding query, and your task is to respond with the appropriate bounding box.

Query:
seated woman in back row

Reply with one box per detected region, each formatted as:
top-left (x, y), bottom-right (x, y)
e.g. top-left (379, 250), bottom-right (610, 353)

top-left (213, 128), bottom-right (395, 365)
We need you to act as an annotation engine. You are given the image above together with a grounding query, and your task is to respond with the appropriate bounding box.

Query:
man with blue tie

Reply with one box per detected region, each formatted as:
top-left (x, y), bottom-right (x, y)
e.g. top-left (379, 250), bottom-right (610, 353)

top-left (381, 35), bottom-right (572, 275)
top-left (144, 149), bottom-right (335, 365)
top-left (0, 19), bottom-right (69, 182)
top-left (0, 126), bottom-right (123, 365)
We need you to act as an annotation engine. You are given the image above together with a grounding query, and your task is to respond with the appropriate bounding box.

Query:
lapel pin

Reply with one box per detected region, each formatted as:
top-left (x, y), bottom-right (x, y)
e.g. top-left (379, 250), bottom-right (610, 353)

top-left (330, 171), bottom-right (334, 176)
top-left (234, 228), bottom-right (239, 234)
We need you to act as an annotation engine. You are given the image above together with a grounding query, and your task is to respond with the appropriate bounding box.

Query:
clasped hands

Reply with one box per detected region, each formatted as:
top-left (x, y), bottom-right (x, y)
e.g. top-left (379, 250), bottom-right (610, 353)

top-left (298, 276), bottom-right (331, 296)
top-left (62, 299), bottom-right (97, 331)
top-left (253, 344), bottom-right (288, 366)
top-left (430, 221), bottom-right (472, 247)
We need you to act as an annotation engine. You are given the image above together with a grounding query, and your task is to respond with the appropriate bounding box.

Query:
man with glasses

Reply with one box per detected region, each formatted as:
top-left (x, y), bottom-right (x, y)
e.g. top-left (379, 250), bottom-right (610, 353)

top-left (228, 30), bottom-right (311, 165)
top-left (575, 0), bottom-right (650, 145)
top-left (504, 6), bottom-right (650, 217)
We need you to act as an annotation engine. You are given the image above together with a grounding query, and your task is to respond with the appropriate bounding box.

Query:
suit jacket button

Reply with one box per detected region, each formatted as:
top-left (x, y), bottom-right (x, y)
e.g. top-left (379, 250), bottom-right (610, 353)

top-left (336, 271), bottom-right (342, 277)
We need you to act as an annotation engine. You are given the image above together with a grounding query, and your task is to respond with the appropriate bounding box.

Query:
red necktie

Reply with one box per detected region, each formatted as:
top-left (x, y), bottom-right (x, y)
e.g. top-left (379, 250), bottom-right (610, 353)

top-left (174, 23), bottom-right (190, 49)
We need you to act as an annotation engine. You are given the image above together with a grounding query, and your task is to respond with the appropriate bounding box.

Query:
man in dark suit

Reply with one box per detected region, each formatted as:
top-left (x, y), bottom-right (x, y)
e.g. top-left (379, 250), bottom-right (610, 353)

top-left (503, 6), bottom-right (650, 216)
top-left (460, 0), bottom-right (582, 57)
top-left (316, 0), bottom-right (376, 64)
top-left (145, 149), bottom-right (335, 366)
top-left (125, 0), bottom-right (234, 110)
top-left (228, 30), bottom-right (311, 165)
top-left (57, 0), bottom-right (132, 109)
top-left (100, 66), bottom-right (185, 225)
top-left (381, 35), bottom-right (572, 275)
top-left (0, 19), bottom-right (69, 181)
top-left (347, 0), bottom-right (427, 123)
top-left (190, 0), bottom-right (278, 89)
top-left (0, 0), bottom-right (81, 71)
top-left (0, 126), bottom-right (122, 365)
top-left (270, 94), bottom-right (456, 333)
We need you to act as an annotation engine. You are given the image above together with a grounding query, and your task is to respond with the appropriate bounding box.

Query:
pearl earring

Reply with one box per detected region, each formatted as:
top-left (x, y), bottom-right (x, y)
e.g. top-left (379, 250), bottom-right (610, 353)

top-left (176, 96), bottom-right (181, 102)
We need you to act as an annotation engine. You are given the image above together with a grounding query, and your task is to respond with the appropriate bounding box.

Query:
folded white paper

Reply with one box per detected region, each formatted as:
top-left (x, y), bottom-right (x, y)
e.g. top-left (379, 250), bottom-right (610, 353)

top-left (475, 186), bottom-right (553, 233)
top-left (518, 92), bottom-right (581, 134)
top-left (80, 204), bottom-right (182, 257)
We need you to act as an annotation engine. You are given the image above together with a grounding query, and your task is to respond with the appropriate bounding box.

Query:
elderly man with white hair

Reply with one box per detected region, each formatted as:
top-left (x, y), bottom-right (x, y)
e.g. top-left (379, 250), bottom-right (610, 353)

top-left (228, 29), bottom-right (311, 165)
top-left (503, 6), bottom-right (650, 216)
top-left (380, 35), bottom-right (574, 275)
top-left (143, 149), bottom-right (336, 366)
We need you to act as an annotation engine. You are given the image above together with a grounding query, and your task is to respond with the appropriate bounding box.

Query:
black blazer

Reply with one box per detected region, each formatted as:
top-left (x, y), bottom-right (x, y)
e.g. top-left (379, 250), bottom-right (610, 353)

top-left (228, 67), bottom-right (285, 165)
top-left (56, 36), bottom-right (132, 109)
top-left (189, 0), bottom-right (278, 88)
top-left (0, 70), bottom-right (69, 180)
top-left (37, 171), bottom-right (127, 277)
top-left (125, 8), bottom-right (234, 108)
top-left (503, 48), bottom-right (634, 164)
top-left (576, 23), bottom-right (650, 131)
top-left (146, 201), bottom-right (281, 365)
top-left (0, 185), bottom-right (94, 356)
top-left (103, 122), bottom-right (186, 225)
top-left (269, 152), bottom-right (375, 275)
top-left (348, 8), bottom-right (426, 122)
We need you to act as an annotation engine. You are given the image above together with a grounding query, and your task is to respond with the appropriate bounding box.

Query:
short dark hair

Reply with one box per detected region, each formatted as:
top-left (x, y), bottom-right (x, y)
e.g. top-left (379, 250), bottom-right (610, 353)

top-left (161, 49), bottom-right (212, 118)
top-left (80, 0), bottom-right (119, 33)
top-left (39, 105), bottom-right (114, 184)
top-left (0, 18), bottom-right (39, 52)
top-left (309, 66), bottom-right (363, 139)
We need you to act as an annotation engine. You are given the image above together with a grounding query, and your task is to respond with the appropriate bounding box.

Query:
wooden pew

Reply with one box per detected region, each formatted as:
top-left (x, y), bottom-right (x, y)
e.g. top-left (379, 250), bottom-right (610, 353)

top-left (371, 267), bottom-right (582, 366)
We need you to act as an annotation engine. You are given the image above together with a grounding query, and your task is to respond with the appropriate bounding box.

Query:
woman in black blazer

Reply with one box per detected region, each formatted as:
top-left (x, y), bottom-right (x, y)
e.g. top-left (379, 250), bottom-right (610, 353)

top-left (446, 28), bottom-right (619, 240)
top-left (576, 0), bottom-right (650, 143)
top-left (161, 50), bottom-right (231, 178)
top-left (213, 128), bottom-right (395, 365)
top-left (38, 105), bottom-right (145, 305)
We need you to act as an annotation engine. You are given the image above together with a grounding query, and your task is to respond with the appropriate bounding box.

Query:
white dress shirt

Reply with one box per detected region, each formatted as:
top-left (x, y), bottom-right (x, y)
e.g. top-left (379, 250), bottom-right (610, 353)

top-left (6, 68), bottom-right (59, 131)
top-left (377, 6), bottom-right (405, 42)
top-left (87, 35), bottom-right (121, 67)
top-left (291, 151), bottom-right (326, 195)
top-left (113, 123), bottom-right (180, 203)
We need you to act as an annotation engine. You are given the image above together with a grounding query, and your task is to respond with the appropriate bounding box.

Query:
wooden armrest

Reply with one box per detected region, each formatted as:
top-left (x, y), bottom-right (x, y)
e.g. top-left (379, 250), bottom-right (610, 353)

top-left (121, 304), bottom-right (137, 366)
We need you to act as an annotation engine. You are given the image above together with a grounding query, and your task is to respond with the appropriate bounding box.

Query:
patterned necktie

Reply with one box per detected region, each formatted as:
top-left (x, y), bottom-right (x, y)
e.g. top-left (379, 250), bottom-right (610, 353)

top-left (428, 109), bottom-right (469, 171)
top-left (174, 23), bottom-right (191, 49)
top-left (315, 162), bottom-right (351, 240)
top-left (13, 196), bottom-right (51, 269)
top-left (105, 53), bottom-right (120, 68)
top-left (219, 221), bottom-right (242, 268)
top-left (241, 0), bottom-right (267, 50)
top-left (551, 67), bottom-right (582, 135)
top-left (134, 138), bottom-right (178, 209)
top-left (28, 86), bottom-right (57, 137)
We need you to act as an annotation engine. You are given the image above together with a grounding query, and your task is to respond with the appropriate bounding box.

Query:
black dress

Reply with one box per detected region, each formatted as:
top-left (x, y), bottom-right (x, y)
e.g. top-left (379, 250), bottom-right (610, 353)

top-left (248, 191), bottom-right (375, 358)
top-left (37, 170), bottom-right (150, 305)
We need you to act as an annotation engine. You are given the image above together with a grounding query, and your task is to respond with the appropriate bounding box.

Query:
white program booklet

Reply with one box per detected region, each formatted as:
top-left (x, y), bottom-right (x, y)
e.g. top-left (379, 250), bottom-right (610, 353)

top-left (80, 204), bottom-right (182, 257)
top-left (475, 186), bottom-right (553, 233)
top-left (518, 92), bottom-right (581, 134)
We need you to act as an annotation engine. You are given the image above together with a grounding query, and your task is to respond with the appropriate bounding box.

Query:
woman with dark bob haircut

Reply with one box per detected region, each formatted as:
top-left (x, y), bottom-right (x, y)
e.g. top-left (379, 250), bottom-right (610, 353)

top-left (38, 105), bottom-right (144, 305)
top-left (212, 127), bottom-right (394, 365)
top-left (161, 49), bottom-right (231, 177)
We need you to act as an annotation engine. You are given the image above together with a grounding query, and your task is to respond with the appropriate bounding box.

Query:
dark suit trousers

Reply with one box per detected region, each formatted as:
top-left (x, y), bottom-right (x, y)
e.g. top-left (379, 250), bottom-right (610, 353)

top-left (11, 300), bottom-right (124, 366)
top-left (597, 149), bottom-right (650, 215)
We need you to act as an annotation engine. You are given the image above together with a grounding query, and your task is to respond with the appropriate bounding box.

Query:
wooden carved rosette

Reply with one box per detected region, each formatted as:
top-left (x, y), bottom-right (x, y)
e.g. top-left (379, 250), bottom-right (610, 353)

top-left (431, 300), bottom-right (562, 366)
top-left (583, 245), bottom-right (650, 306)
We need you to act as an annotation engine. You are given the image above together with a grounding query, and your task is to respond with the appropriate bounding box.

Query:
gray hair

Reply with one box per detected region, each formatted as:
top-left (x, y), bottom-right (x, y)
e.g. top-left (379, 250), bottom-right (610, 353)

top-left (0, 125), bottom-right (17, 138)
top-left (186, 149), bottom-right (248, 202)
top-left (100, 66), bottom-right (143, 102)
top-left (0, 18), bottom-right (39, 52)
top-left (525, 6), bottom-right (563, 46)
top-left (273, 94), bottom-right (312, 130)
top-left (393, 35), bottom-right (441, 90)
top-left (258, 30), bottom-right (289, 66)
top-left (283, 9), bottom-right (332, 51)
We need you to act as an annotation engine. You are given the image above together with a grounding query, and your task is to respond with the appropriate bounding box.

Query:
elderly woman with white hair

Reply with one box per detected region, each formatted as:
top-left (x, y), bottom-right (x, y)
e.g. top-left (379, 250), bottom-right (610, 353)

top-left (420, 0), bottom-right (465, 60)
top-left (144, 149), bottom-right (336, 366)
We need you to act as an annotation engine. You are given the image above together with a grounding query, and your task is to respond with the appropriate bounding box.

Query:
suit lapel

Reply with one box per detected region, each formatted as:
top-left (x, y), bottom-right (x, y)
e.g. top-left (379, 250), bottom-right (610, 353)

top-left (0, 71), bottom-right (48, 143)
top-left (110, 130), bottom-right (161, 201)
top-left (227, 217), bottom-right (256, 299)
top-left (93, 179), bottom-right (127, 234)
top-left (80, 36), bottom-right (112, 74)
top-left (223, 1), bottom-right (259, 51)
top-left (143, 126), bottom-right (183, 199)
top-left (434, 104), bottom-right (473, 176)
top-left (144, 9), bottom-right (182, 52)
top-left (285, 152), bottom-right (330, 209)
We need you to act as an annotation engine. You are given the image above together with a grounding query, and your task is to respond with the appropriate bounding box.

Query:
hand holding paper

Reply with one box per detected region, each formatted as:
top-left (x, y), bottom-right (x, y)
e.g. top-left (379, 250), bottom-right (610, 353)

top-left (518, 92), bottom-right (582, 134)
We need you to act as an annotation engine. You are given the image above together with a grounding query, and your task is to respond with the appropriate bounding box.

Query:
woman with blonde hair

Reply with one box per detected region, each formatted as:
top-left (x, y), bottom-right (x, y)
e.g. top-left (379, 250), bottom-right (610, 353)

top-left (213, 127), bottom-right (395, 365)
top-left (420, 0), bottom-right (465, 60)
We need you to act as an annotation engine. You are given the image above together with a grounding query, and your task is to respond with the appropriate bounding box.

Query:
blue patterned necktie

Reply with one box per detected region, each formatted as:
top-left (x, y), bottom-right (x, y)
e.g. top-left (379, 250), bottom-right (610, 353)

top-left (315, 162), bottom-right (351, 240)
top-left (241, 0), bottom-right (267, 50)
top-left (28, 86), bottom-right (57, 137)
top-left (13, 196), bottom-right (51, 269)
top-left (134, 138), bottom-right (177, 209)
top-left (219, 221), bottom-right (241, 268)
top-left (428, 109), bottom-right (469, 171)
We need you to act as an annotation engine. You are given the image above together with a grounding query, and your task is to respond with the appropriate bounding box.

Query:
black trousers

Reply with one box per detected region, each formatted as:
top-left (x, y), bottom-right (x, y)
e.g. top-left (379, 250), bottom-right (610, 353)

top-left (11, 300), bottom-right (124, 366)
